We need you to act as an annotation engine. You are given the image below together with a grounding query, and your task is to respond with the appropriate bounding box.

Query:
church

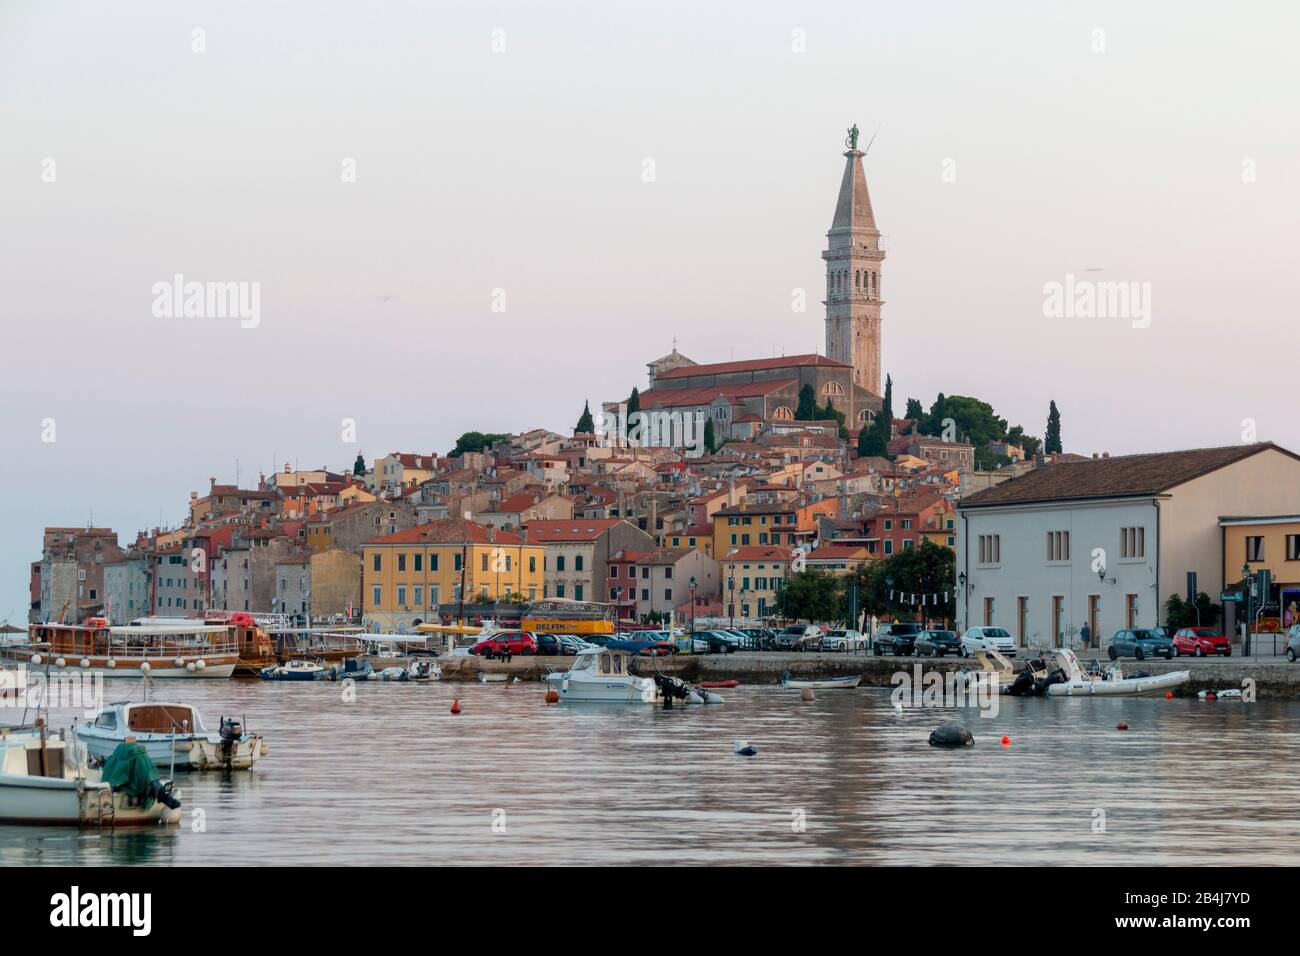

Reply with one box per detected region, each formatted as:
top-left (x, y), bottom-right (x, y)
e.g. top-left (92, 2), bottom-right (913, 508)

top-left (615, 129), bottom-right (886, 442)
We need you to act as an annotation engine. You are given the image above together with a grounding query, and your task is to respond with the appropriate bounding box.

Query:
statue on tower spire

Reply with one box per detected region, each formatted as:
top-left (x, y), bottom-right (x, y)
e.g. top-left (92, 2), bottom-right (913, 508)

top-left (845, 123), bottom-right (860, 150)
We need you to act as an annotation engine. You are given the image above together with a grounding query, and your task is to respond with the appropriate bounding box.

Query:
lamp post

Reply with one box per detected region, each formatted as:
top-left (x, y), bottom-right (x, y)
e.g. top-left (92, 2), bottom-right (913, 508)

top-left (689, 575), bottom-right (696, 634)
top-left (1242, 561), bottom-right (1253, 656)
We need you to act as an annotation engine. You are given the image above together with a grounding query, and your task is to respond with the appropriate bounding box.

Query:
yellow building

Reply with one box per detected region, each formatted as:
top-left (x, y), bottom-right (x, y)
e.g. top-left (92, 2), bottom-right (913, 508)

top-left (1220, 515), bottom-right (1300, 630)
top-left (718, 545), bottom-right (792, 623)
top-left (361, 518), bottom-right (544, 632)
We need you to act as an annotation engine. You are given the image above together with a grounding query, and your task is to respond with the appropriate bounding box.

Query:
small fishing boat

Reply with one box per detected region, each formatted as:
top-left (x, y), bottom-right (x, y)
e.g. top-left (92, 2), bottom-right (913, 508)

top-left (259, 659), bottom-right (327, 681)
top-left (0, 724), bottom-right (182, 826)
top-left (542, 647), bottom-right (659, 703)
top-left (75, 702), bottom-right (266, 771)
top-left (374, 666), bottom-right (409, 681)
top-left (477, 672), bottom-right (509, 684)
top-left (699, 680), bottom-right (739, 689)
top-left (409, 660), bottom-right (442, 681)
top-left (779, 672), bottom-right (862, 690)
top-left (325, 659), bottom-right (373, 682)
top-left (1042, 648), bottom-right (1189, 698)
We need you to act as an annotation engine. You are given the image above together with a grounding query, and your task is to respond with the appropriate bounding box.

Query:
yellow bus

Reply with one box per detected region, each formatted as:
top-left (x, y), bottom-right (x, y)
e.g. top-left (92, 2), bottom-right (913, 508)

top-left (520, 599), bottom-right (615, 636)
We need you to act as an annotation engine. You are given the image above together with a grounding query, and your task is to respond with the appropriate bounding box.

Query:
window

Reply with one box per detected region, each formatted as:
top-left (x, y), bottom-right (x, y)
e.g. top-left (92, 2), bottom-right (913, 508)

top-left (575, 555), bottom-right (584, 572)
top-left (481, 554), bottom-right (488, 572)
top-left (1121, 527), bottom-right (1146, 559)
top-left (1288, 535), bottom-right (1300, 561)
top-left (430, 554), bottom-right (439, 572)
top-left (1246, 536), bottom-right (1264, 562)
top-left (664, 567), bottom-right (672, 580)
top-left (978, 534), bottom-right (1001, 564)
top-left (397, 554), bottom-right (406, 573)
top-left (1046, 530), bottom-right (1070, 562)
top-left (610, 566), bottom-right (619, 578)
top-left (414, 554), bottom-right (422, 572)
top-left (557, 556), bottom-right (566, 572)
top-left (574, 585), bottom-right (583, 601)
top-left (413, 586), bottom-right (422, 606)
top-left (372, 554), bottom-right (381, 573)
top-left (372, 585), bottom-right (382, 606)
top-left (397, 585), bottom-right (407, 607)
top-left (983, 596), bottom-right (995, 626)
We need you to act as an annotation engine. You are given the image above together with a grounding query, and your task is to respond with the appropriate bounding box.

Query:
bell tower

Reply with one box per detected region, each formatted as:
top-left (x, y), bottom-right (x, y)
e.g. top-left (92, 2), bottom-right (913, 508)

top-left (823, 126), bottom-right (884, 396)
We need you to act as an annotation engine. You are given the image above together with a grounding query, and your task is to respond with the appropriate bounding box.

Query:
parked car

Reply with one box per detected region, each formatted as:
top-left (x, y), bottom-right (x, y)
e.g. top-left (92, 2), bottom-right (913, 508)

top-left (1286, 625), bottom-right (1300, 662)
top-left (739, 627), bottom-right (778, 650)
top-left (1108, 628), bottom-right (1175, 661)
top-left (606, 636), bottom-right (678, 656)
top-left (1172, 627), bottom-right (1231, 657)
top-left (774, 624), bottom-right (822, 651)
top-left (874, 623), bottom-right (920, 656)
top-left (691, 631), bottom-right (738, 654)
top-left (958, 626), bottom-right (1016, 658)
top-left (915, 629), bottom-right (961, 657)
top-left (820, 629), bottom-right (868, 652)
top-left (533, 633), bottom-right (571, 656)
top-left (470, 630), bottom-right (538, 658)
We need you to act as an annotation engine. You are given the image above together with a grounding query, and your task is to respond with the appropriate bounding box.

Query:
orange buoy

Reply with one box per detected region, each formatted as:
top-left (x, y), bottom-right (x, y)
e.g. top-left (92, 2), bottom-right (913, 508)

top-left (1117, 721), bottom-right (1128, 730)
top-left (800, 688), bottom-right (815, 702)
top-left (451, 699), bottom-right (461, 715)
top-left (1165, 691), bottom-right (1174, 700)
top-left (544, 689), bottom-right (559, 704)
top-left (1001, 735), bottom-right (1010, 746)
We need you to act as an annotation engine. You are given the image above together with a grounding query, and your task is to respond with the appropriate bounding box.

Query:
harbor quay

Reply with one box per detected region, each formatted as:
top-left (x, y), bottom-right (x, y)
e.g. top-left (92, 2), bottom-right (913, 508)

top-left (429, 650), bottom-right (1299, 697)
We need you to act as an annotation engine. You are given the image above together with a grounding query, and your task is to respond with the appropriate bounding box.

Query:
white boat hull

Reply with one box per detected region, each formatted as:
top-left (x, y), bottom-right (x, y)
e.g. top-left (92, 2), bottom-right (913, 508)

top-left (782, 675), bottom-right (863, 690)
top-left (76, 729), bottom-right (263, 771)
top-left (0, 652), bottom-right (235, 679)
top-left (0, 773), bottom-right (180, 826)
top-left (1046, 670), bottom-right (1190, 697)
top-left (543, 672), bottom-right (658, 703)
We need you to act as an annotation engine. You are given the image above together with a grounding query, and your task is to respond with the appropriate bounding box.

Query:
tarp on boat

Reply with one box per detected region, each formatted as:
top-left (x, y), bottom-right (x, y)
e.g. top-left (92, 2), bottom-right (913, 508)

top-left (102, 742), bottom-right (162, 808)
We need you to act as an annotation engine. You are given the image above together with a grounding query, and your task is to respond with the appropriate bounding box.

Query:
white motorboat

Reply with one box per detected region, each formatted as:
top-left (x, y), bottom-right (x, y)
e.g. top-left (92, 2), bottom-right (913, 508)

top-left (542, 647), bottom-right (659, 703)
top-left (1043, 648), bottom-right (1189, 698)
top-left (259, 659), bottom-right (327, 681)
top-left (779, 672), bottom-right (862, 690)
top-left (75, 702), bottom-right (266, 771)
top-left (409, 660), bottom-right (441, 681)
top-left (0, 724), bottom-right (182, 826)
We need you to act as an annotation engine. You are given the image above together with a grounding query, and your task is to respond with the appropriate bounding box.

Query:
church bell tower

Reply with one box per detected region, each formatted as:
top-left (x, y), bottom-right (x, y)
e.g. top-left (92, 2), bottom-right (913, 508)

top-left (823, 126), bottom-right (884, 396)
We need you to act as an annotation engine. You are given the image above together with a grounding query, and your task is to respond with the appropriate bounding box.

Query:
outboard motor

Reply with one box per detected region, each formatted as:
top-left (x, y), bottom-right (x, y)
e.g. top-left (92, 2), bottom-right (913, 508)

top-left (148, 779), bottom-right (182, 810)
top-left (652, 673), bottom-right (691, 708)
top-left (218, 717), bottom-right (243, 768)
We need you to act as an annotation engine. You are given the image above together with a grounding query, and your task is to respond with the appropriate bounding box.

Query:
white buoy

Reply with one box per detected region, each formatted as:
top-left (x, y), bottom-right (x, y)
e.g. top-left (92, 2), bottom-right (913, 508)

top-left (195, 659), bottom-right (206, 670)
top-left (140, 662), bottom-right (151, 673)
top-left (106, 659), bottom-right (116, 669)
top-left (174, 658), bottom-right (185, 668)
top-left (55, 657), bottom-right (66, 668)
top-left (80, 658), bottom-right (90, 668)
top-left (186, 662), bottom-right (197, 672)
top-left (31, 654), bottom-right (42, 666)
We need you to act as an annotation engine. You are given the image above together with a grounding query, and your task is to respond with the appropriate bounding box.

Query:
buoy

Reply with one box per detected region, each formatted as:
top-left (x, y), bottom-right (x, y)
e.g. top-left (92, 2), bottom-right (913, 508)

top-left (1001, 735), bottom-right (1010, 746)
top-left (1165, 691), bottom-right (1174, 700)
top-left (800, 688), bottom-right (815, 702)
top-left (450, 699), bottom-right (461, 714)
top-left (929, 724), bottom-right (974, 747)
top-left (544, 688), bottom-right (559, 704)
top-left (79, 658), bottom-right (90, 669)
top-left (195, 659), bottom-right (206, 670)
top-left (174, 658), bottom-right (185, 668)
top-left (734, 739), bottom-right (757, 756)
top-left (140, 662), bottom-right (151, 673)
top-left (186, 662), bottom-right (197, 672)
top-left (1117, 721), bottom-right (1128, 730)
top-left (55, 657), bottom-right (66, 668)
top-left (106, 659), bottom-right (116, 669)
top-left (30, 654), bottom-right (42, 665)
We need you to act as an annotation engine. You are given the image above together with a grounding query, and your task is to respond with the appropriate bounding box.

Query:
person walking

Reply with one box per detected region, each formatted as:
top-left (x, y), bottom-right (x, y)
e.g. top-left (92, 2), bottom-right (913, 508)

top-left (1080, 622), bottom-right (1091, 651)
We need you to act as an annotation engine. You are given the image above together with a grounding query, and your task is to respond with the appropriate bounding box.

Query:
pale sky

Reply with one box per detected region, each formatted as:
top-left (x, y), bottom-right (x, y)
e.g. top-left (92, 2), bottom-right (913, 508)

top-left (2, 1), bottom-right (1298, 620)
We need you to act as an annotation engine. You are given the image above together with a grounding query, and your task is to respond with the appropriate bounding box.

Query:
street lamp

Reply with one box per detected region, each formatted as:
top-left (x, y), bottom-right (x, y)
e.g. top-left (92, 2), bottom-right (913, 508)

top-left (1241, 561), bottom-right (1253, 655)
top-left (688, 575), bottom-right (697, 634)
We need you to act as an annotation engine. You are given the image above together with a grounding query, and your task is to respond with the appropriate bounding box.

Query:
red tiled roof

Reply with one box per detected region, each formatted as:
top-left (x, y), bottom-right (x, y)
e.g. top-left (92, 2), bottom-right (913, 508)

top-left (522, 518), bottom-right (627, 542)
top-left (654, 354), bottom-right (849, 382)
top-left (720, 546), bottom-right (793, 562)
top-left (961, 443), bottom-right (1296, 508)
top-left (636, 379), bottom-right (797, 410)
top-left (364, 518), bottom-right (523, 546)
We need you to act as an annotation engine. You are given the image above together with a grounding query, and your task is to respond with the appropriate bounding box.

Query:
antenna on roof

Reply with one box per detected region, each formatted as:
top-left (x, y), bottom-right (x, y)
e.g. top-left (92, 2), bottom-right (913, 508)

top-left (862, 124), bottom-right (881, 156)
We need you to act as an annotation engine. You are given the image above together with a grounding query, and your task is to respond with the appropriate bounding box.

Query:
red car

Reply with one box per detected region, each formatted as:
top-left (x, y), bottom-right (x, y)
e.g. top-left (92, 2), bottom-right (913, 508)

top-left (1172, 627), bottom-right (1231, 657)
top-left (470, 630), bottom-right (538, 659)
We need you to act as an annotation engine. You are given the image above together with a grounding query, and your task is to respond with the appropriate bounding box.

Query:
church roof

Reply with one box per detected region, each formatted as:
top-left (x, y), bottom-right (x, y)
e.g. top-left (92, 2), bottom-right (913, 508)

top-left (831, 150), bottom-right (878, 232)
top-left (654, 354), bottom-right (849, 382)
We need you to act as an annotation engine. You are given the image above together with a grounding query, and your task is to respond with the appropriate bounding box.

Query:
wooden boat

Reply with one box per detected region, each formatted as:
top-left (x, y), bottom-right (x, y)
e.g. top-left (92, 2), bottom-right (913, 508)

top-left (0, 724), bottom-right (181, 826)
top-left (266, 625), bottom-right (365, 664)
top-left (203, 612), bottom-right (277, 675)
top-left (779, 672), bottom-right (862, 690)
top-left (75, 702), bottom-right (266, 771)
top-left (2, 620), bottom-right (237, 678)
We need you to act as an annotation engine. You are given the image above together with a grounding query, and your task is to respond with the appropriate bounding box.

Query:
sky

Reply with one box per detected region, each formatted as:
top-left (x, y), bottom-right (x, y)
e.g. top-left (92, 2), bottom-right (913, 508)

top-left (2, 0), bottom-right (1298, 621)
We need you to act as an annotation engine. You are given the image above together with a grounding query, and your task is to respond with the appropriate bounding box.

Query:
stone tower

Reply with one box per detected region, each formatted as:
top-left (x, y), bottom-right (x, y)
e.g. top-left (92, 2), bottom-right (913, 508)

top-left (822, 140), bottom-right (885, 396)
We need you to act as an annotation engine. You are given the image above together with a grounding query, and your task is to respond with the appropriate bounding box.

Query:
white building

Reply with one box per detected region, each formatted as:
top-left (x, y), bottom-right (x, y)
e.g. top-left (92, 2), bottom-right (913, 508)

top-left (956, 443), bottom-right (1300, 650)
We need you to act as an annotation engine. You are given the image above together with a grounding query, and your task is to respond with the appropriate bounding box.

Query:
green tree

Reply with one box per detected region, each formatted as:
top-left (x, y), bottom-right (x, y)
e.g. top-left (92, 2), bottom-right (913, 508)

top-left (904, 397), bottom-right (924, 422)
top-left (1045, 400), bottom-right (1062, 454)
top-left (626, 387), bottom-right (641, 419)
top-left (575, 400), bottom-right (595, 434)
top-left (352, 453), bottom-right (366, 476)
top-left (1165, 592), bottom-right (1220, 629)
top-left (449, 432), bottom-right (508, 457)
top-left (776, 568), bottom-right (842, 623)
top-left (843, 539), bottom-right (956, 622)
top-left (796, 383), bottom-right (818, 421)
top-left (703, 417), bottom-right (717, 454)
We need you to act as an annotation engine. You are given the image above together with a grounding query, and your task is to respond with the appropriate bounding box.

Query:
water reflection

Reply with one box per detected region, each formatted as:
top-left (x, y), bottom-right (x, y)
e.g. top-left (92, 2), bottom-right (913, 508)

top-left (4, 678), bottom-right (1299, 865)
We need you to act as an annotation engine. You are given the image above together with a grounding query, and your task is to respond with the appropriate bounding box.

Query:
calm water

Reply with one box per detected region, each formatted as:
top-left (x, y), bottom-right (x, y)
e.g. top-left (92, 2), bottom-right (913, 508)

top-left (4, 676), bottom-right (1299, 866)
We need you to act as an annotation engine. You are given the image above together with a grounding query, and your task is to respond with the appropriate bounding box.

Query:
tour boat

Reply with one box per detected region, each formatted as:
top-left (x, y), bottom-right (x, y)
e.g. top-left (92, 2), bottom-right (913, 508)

top-left (542, 647), bottom-right (659, 703)
top-left (779, 672), bottom-right (863, 690)
top-left (75, 702), bottom-right (266, 771)
top-left (1042, 648), bottom-right (1190, 698)
top-left (202, 612), bottom-right (278, 675)
top-left (3, 620), bottom-right (238, 678)
top-left (0, 724), bottom-right (182, 826)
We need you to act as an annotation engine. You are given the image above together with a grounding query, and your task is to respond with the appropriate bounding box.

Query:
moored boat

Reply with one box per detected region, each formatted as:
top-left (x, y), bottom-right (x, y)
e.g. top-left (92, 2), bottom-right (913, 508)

top-left (75, 702), bottom-right (266, 771)
top-left (259, 659), bottom-right (327, 681)
top-left (2, 620), bottom-right (238, 678)
top-left (779, 672), bottom-right (862, 690)
top-left (1042, 648), bottom-right (1190, 698)
top-left (0, 724), bottom-right (181, 826)
top-left (542, 647), bottom-right (658, 702)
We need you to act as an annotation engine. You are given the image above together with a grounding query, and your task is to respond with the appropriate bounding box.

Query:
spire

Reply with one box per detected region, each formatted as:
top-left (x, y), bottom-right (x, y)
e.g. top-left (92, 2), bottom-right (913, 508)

top-left (831, 149), bottom-right (877, 232)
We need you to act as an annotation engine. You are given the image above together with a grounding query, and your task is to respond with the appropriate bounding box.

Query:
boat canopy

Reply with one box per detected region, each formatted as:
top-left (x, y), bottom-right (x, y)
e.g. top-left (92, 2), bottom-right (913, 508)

top-left (110, 624), bottom-right (230, 637)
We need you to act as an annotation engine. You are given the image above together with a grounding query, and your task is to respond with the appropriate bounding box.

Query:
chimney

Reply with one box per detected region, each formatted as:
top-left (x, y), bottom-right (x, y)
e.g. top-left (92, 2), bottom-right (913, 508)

top-left (190, 491), bottom-right (198, 503)
top-left (1102, 452), bottom-right (1110, 459)
top-left (520, 527), bottom-right (528, 544)
top-left (486, 525), bottom-right (496, 543)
